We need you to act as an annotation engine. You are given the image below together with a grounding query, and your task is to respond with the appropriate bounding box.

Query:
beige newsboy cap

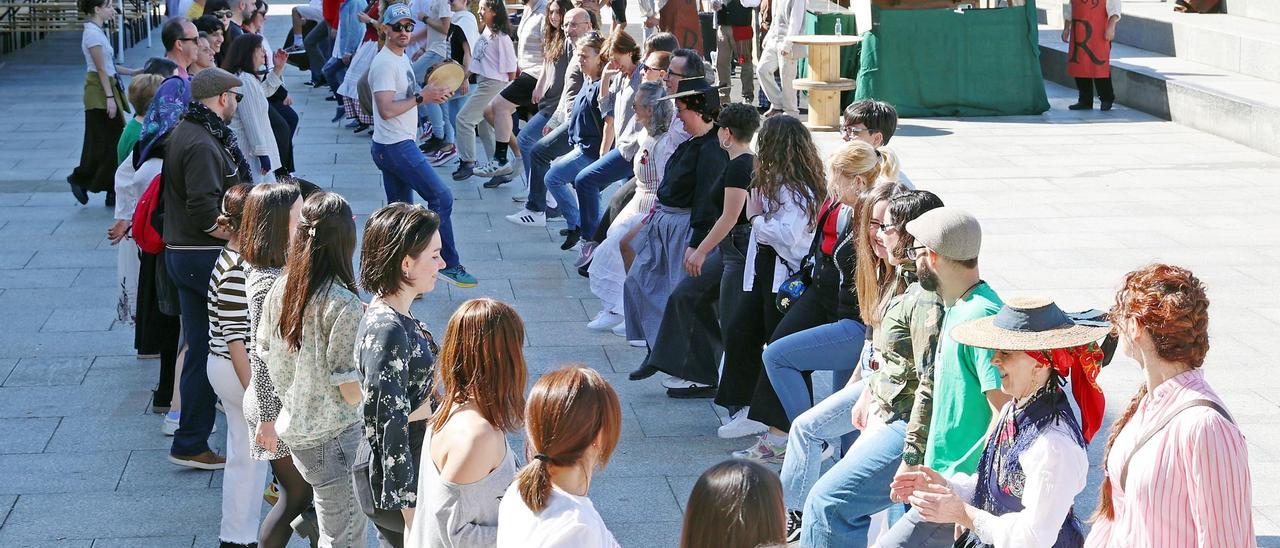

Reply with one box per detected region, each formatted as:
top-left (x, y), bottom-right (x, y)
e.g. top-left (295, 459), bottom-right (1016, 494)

top-left (905, 207), bottom-right (982, 261)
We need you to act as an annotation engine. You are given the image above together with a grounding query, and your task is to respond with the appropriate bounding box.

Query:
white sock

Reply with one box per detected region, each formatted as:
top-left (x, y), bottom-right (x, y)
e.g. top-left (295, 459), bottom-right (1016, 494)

top-left (764, 432), bottom-right (787, 445)
top-left (293, 35), bottom-right (303, 47)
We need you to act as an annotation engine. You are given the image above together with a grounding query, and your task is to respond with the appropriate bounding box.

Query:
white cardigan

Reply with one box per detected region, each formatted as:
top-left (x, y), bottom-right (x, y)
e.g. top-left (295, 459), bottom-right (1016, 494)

top-left (229, 71), bottom-right (281, 181)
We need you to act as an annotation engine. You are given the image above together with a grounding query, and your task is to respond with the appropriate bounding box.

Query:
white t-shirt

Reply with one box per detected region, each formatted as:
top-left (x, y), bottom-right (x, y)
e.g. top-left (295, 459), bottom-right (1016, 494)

top-left (368, 47), bottom-right (419, 144)
top-left (452, 9), bottom-right (479, 49)
top-left (496, 483), bottom-right (620, 548)
top-left (82, 22), bottom-right (116, 76)
top-left (410, 0), bottom-right (453, 59)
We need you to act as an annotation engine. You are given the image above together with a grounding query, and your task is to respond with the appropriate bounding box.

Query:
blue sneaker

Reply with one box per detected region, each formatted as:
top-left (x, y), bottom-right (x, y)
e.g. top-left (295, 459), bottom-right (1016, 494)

top-left (438, 265), bottom-right (477, 288)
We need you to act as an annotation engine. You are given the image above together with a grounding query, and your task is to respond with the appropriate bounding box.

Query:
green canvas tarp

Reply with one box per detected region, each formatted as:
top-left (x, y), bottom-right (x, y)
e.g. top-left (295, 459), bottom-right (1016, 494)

top-left (854, 0), bottom-right (1050, 117)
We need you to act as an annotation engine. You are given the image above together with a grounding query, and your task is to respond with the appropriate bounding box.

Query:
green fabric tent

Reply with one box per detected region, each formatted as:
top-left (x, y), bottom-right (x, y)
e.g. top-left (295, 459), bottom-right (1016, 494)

top-left (854, 0), bottom-right (1050, 117)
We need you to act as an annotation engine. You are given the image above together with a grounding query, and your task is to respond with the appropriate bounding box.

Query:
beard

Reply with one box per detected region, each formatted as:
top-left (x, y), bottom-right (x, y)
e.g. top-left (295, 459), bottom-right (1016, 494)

top-left (917, 259), bottom-right (940, 291)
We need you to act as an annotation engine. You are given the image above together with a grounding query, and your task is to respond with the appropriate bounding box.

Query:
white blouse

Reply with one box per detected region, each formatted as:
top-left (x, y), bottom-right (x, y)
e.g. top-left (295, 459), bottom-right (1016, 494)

top-left (743, 188), bottom-right (815, 293)
top-left (947, 418), bottom-right (1089, 548)
top-left (81, 22), bottom-right (116, 76)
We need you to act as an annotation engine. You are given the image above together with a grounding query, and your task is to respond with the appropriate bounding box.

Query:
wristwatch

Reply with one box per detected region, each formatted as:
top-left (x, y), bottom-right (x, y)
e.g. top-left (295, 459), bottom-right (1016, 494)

top-left (414, 92), bottom-right (424, 105)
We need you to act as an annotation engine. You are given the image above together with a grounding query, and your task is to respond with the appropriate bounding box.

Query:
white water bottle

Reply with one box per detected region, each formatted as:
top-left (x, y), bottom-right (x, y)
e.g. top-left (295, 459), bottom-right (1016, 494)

top-left (834, 18), bottom-right (843, 35)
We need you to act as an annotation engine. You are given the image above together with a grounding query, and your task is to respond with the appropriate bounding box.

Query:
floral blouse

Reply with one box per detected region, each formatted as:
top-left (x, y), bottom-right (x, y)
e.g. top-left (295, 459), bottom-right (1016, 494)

top-left (256, 276), bottom-right (365, 451)
top-left (358, 299), bottom-right (437, 510)
top-left (244, 265), bottom-right (289, 460)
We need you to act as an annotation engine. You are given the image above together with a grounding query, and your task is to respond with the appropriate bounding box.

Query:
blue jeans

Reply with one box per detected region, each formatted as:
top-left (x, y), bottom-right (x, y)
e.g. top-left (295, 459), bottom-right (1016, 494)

top-left (764, 318), bottom-right (867, 422)
top-left (370, 139), bottom-right (460, 267)
top-left (165, 247), bottom-right (221, 456)
top-left (516, 110), bottom-right (551, 176)
top-left (322, 56), bottom-right (348, 95)
top-left (802, 419), bottom-right (907, 548)
top-left (573, 148), bottom-right (633, 239)
top-left (444, 85), bottom-right (469, 145)
top-left (544, 147), bottom-right (597, 228)
top-left (290, 422), bottom-right (368, 548)
top-left (411, 52), bottom-right (446, 140)
top-left (781, 377), bottom-right (863, 511)
top-left (526, 122), bottom-right (572, 212)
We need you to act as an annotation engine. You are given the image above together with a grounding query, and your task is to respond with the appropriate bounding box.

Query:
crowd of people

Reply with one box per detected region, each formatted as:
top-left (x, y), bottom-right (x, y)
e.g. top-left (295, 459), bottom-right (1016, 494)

top-left (70, 0), bottom-right (1259, 545)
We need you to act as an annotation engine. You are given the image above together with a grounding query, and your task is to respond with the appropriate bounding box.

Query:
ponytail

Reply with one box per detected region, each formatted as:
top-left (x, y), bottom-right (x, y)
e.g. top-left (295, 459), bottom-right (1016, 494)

top-left (1091, 384), bottom-right (1148, 522)
top-left (516, 453), bottom-right (556, 513)
top-left (877, 147), bottom-right (900, 184)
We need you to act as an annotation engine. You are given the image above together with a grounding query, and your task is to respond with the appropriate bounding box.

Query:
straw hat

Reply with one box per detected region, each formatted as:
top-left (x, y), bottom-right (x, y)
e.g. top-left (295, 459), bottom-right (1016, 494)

top-left (950, 297), bottom-right (1111, 351)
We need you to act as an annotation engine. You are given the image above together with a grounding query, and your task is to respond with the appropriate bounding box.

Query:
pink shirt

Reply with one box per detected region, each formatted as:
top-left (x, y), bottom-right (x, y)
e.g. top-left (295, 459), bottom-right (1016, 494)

top-left (1085, 369), bottom-right (1255, 548)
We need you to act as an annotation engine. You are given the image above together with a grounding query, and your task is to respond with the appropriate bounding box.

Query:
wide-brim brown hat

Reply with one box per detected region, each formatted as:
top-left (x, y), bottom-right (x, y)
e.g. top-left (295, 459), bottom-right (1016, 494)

top-left (950, 296), bottom-right (1111, 351)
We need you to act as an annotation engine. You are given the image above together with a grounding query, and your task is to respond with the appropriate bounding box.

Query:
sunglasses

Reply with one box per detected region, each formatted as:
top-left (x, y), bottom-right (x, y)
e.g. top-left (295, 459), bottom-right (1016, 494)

top-left (212, 9), bottom-right (233, 17)
top-left (641, 63), bottom-right (666, 73)
top-left (224, 90), bottom-right (244, 102)
top-left (177, 35), bottom-right (199, 43)
top-left (388, 21), bottom-right (415, 32)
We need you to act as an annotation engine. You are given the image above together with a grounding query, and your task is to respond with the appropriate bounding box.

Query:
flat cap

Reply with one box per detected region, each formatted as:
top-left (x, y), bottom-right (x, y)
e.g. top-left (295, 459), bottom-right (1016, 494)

top-left (905, 206), bottom-right (982, 261)
top-left (190, 67), bottom-right (242, 100)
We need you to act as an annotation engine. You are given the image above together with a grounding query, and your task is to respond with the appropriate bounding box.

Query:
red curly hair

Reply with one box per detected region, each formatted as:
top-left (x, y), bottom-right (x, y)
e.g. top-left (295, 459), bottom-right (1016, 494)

top-left (1093, 263), bottom-right (1210, 521)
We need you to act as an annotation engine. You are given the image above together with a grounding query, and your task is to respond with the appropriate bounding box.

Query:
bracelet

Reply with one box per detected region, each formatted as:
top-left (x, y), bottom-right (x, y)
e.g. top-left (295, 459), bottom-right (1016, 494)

top-left (106, 95), bottom-right (114, 98)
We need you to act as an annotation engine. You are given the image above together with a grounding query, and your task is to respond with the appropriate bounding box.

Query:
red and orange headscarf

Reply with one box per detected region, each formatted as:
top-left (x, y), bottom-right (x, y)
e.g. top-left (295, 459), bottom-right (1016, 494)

top-left (1031, 342), bottom-right (1106, 443)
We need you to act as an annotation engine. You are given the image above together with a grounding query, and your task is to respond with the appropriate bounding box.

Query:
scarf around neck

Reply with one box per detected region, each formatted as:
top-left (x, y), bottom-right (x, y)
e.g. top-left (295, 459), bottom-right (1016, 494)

top-left (183, 100), bottom-right (253, 183)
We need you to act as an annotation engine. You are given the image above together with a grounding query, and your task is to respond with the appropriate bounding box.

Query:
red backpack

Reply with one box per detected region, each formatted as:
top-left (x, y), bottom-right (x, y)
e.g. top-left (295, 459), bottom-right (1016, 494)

top-left (132, 173), bottom-right (165, 254)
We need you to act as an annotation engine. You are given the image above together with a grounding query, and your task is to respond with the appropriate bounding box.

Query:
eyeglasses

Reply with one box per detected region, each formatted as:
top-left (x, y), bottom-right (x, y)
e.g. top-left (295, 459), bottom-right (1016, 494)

top-left (388, 21), bottom-right (415, 32)
top-left (641, 63), bottom-right (666, 73)
top-left (840, 124), bottom-right (869, 139)
top-left (212, 9), bottom-right (233, 17)
top-left (876, 222), bottom-right (897, 234)
top-left (224, 90), bottom-right (244, 102)
top-left (905, 245), bottom-right (929, 261)
top-left (177, 35), bottom-right (199, 43)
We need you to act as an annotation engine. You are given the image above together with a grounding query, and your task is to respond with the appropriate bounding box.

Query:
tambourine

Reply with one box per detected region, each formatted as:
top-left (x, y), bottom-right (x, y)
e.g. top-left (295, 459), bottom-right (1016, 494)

top-left (423, 60), bottom-right (466, 92)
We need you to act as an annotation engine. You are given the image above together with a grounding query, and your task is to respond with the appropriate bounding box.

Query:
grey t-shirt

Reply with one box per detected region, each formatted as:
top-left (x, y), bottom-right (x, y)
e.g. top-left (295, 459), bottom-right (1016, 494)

top-left (407, 431), bottom-right (519, 547)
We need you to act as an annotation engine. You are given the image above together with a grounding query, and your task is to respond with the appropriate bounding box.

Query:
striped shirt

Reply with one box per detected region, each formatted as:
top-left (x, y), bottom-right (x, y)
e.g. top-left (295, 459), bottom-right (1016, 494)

top-left (207, 248), bottom-right (249, 360)
top-left (1084, 369), bottom-right (1255, 548)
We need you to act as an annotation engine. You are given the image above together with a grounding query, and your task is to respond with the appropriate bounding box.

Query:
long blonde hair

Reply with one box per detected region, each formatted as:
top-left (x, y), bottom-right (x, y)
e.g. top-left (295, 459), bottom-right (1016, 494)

top-left (853, 181), bottom-right (901, 327)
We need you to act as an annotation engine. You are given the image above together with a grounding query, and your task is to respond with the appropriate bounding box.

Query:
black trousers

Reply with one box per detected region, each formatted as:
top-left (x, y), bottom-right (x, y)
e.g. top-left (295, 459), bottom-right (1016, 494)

top-left (647, 247), bottom-right (725, 386)
top-left (590, 178), bottom-right (638, 244)
top-left (1074, 76), bottom-right (1114, 104)
top-left (268, 101), bottom-right (297, 173)
top-left (715, 244), bottom-right (781, 411)
top-left (744, 257), bottom-right (841, 431)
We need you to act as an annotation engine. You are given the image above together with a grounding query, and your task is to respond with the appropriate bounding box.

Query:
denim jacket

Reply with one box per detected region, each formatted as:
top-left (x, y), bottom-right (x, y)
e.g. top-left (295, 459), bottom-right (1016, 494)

top-left (336, 0), bottom-right (368, 57)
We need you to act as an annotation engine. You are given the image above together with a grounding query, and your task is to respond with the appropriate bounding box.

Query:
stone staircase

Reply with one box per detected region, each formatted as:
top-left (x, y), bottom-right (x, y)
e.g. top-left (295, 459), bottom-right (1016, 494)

top-left (1037, 0), bottom-right (1280, 156)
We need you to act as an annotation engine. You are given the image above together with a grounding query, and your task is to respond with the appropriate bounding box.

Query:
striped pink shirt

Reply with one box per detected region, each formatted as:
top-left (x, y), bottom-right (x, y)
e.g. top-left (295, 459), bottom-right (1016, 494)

top-left (1085, 369), bottom-right (1255, 548)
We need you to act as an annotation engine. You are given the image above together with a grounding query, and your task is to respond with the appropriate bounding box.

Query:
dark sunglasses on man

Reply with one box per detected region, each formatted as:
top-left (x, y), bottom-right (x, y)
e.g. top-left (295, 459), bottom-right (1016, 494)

top-left (213, 8), bottom-right (233, 17)
top-left (389, 21), bottom-right (415, 33)
top-left (224, 90), bottom-right (244, 103)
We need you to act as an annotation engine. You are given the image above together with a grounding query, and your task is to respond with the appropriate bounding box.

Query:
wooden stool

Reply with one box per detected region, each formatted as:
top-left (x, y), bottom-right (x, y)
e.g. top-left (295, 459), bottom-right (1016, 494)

top-left (788, 35), bottom-right (861, 131)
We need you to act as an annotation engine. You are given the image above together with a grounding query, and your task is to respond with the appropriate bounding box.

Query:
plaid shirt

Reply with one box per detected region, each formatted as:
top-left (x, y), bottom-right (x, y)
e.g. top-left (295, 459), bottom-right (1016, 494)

top-left (897, 282), bottom-right (945, 466)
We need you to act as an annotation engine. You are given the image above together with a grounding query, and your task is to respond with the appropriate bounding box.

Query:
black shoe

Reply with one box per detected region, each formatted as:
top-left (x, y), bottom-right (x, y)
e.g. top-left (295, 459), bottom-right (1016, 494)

top-left (419, 136), bottom-right (447, 155)
top-left (628, 364), bottom-right (659, 381)
top-left (324, 94), bottom-right (338, 102)
top-left (1100, 100), bottom-right (1113, 111)
top-left (666, 384), bottom-right (717, 399)
top-left (483, 175), bottom-right (513, 189)
top-left (560, 228), bottom-right (581, 250)
top-left (546, 207), bottom-right (562, 219)
top-left (1068, 101), bottom-right (1093, 111)
top-left (345, 120), bottom-right (360, 128)
top-left (577, 263), bottom-right (590, 278)
top-left (331, 108), bottom-right (343, 123)
top-left (785, 510), bottom-right (803, 543)
top-left (307, 79), bottom-right (326, 88)
top-left (220, 542), bottom-right (256, 548)
top-left (451, 162), bottom-right (474, 181)
top-left (104, 192), bottom-right (115, 208)
top-left (352, 123), bottom-right (371, 133)
top-left (66, 177), bottom-right (89, 205)
top-left (559, 228), bottom-right (571, 236)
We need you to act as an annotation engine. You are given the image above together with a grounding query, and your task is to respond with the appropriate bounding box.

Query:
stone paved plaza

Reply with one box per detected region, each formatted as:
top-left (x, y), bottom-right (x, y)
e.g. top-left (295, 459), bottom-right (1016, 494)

top-left (1, 7), bottom-right (1279, 547)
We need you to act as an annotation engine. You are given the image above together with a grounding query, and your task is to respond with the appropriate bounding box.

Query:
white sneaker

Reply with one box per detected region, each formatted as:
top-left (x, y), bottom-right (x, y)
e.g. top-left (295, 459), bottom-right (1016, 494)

top-left (662, 376), bottom-right (712, 390)
top-left (587, 310), bottom-right (623, 331)
top-left (628, 339), bottom-right (647, 348)
top-left (718, 408), bottom-right (768, 439)
top-left (162, 411), bottom-right (179, 436)
top-left (547, 194), bottom-right (558, 209)
top-left (612, 321), bottom-right (627, 337)
top-left (475, 159), bottom-right (514, 177)
top-left (505, 209), bottom-right (546, 227)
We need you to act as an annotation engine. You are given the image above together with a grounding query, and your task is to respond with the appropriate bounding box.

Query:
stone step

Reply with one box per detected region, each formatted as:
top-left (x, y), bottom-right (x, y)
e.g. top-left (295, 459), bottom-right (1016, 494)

top-left (1038, 27), bottom-right (1280, 157)
top-left (1220, 0), bottom-right (1280, 25)
top-left (1040, 0), bottom-right (1280, 82)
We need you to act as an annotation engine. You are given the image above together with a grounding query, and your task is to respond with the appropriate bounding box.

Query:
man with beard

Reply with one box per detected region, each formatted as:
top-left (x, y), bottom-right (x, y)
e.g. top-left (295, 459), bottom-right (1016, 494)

top-left (367, 2), bottom-right (478, 287)
top-left (163, 67), bottom-right (251, 470)
top-left (875, 207), bottom-right (1011, 547)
